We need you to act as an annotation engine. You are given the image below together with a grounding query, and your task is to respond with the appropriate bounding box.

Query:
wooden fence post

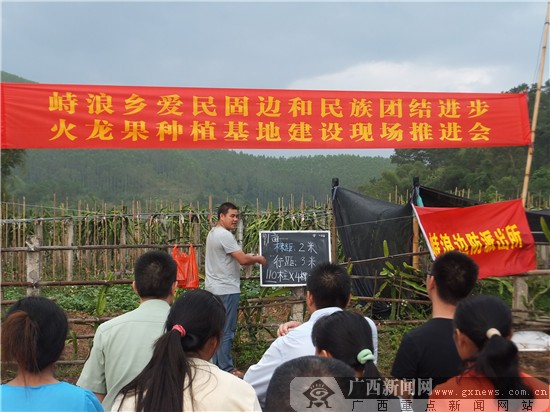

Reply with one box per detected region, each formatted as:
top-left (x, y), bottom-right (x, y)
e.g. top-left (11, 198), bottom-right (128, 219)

top-left (291, 287), bottom-right (305, 323)
top-left (26, 222), bottom-right (42, 296)
top-left (412, 216), bottom-right (420, 270)
top-left (191, 214), bottom-right (202, 272)
top-left (65, 218), bottom-right (74, 281)
top-left (120, 217), bottom-right (127, 275)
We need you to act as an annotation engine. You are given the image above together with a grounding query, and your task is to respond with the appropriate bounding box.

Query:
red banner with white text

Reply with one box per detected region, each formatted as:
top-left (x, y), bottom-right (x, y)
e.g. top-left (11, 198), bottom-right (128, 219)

top-left (0, 83), bottom-right (531, 149)
top-left (413, 200), bottom-right (536, 278)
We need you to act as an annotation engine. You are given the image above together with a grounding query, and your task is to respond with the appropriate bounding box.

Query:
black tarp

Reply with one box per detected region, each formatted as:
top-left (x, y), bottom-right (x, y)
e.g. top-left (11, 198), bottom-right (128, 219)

top-left (418, 185), bottom-right (480, 207)
top-left (331, 183), bottom-right (548, 313)
top-left (526, 209), bottom-right (550, 243)
top-left (332, 185), bottom-right (413, 315)
top-left (418, 185), bottom-right (549, 243)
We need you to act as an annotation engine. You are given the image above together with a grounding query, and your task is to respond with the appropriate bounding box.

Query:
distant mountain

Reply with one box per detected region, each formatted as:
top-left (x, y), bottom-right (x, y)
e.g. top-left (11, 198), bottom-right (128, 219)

top-left (9, 149), bottom-right (393, 208)
top-left (1, 71), bottom-right (37, 83)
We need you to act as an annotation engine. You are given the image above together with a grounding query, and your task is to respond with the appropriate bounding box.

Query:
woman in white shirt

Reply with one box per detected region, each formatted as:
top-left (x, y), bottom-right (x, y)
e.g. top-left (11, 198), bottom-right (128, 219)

top-left (112, 289), bottom-right (261, 412)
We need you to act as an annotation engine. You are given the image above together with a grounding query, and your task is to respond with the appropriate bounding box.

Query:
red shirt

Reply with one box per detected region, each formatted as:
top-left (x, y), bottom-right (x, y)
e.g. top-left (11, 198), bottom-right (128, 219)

top-left (429, 370), bottom-right (549, 412)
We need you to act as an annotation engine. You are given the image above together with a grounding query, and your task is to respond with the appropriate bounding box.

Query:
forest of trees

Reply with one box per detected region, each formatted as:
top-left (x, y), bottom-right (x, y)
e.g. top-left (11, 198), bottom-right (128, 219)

top-left (1, 71), bottom-right (549, 209)
top-left (4, 149), bottom-right (392, 208)
top-left (358, 81), bottom-right (550, 207)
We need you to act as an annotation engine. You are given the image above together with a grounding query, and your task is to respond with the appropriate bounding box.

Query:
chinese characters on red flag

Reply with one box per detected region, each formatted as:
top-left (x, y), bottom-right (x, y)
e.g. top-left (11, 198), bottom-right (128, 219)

top-left (413, 200), bottom-right (536, 278)
top-left (1, 83), bottom-right (531, 149)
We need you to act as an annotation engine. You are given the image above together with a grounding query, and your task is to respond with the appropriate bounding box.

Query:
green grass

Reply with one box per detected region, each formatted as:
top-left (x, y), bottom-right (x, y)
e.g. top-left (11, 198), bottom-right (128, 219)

top-left (2, 285), bottom-right (139, 316)
top-left (376, 324), bottom-right (417, 376)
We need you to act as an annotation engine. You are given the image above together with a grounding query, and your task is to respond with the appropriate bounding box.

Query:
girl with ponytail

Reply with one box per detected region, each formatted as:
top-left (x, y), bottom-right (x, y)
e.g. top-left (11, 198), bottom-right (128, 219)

top-left (113, 289), bottom-right (260, 411)
top-left (311, 311), bottom-right (400, 409)
top-left (430, 295), bottom-right (549, 412)
top-left (1, 297), bottom-right (103, 411)
top-left (312, 311), bottom-right (379, 379)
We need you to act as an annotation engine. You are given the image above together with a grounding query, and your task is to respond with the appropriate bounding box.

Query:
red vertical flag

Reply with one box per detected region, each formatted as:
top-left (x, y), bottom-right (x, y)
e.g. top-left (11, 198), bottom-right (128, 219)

top-left (413, 199), bottom-right (536, 278)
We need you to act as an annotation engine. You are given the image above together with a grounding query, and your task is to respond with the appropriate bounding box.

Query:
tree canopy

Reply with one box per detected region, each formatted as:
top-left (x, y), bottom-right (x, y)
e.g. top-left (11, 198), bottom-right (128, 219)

top-left (7, 149), bottom-right (392, 208)
top-left (359, 80), bottom-right (550, 207)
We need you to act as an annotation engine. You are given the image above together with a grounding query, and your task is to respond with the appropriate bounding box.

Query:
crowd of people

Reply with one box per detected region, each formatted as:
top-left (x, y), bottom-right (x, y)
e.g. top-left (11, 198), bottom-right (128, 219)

top-left (1, 203), bottom-right (548, 412)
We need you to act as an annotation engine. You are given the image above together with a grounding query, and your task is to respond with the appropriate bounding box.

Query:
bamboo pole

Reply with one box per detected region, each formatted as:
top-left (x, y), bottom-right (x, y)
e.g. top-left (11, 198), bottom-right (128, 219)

top-left (516, 0), bottom-right (550, 313)
top-left (521, 0), bottom-right (549, 203)
top-left (21, 198), bottom-right (26, 278)
top-left (412, 216), bottom-right (420, 270)
top-left (26, 226), bottom-right (42, 297)
top-left (65, 219), bottom-right (74, 281)
top-left (52, 194), bottom-right (57, 278)
top-left (120, 214), bottom-right (127, 275)
top-left (330, 181), bottom-right (338, 262)
top-left (93, 215), bottom-right (98, 276)
top-left (112, 214), bottom-right (118, 274)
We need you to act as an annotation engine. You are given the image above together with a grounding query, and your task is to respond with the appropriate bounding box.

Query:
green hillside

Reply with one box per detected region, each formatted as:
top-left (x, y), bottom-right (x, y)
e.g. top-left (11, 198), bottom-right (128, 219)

top-left (8, 149), bottom-right (392, 207)
top-left (1, 71), bottom-right (37, 83)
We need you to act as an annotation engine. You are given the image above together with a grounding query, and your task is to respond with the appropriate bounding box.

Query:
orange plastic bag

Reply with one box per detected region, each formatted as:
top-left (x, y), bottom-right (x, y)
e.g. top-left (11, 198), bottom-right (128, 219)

top-left (171, 244), bottom-right (199, 289)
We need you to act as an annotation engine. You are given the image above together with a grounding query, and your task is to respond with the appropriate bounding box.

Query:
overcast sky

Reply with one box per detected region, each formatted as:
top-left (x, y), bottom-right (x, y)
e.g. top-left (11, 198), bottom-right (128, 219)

top-left (2, 0), bottom-right (549, 157)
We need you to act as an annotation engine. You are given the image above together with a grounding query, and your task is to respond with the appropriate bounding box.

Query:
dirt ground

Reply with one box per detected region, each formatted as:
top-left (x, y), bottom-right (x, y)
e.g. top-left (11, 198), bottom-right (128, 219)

top-left (518, 351), bottom-right (550, 382)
